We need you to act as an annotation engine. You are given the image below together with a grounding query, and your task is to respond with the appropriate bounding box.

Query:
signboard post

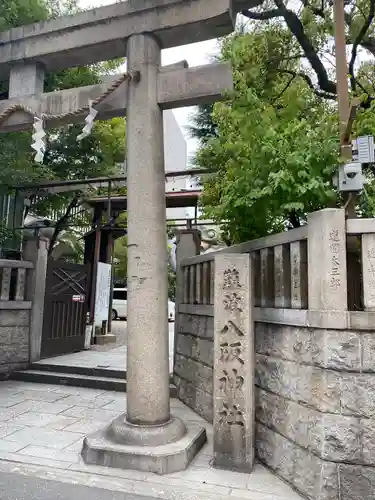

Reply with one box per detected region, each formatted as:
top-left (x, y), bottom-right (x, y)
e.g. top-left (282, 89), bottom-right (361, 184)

top-left (94, 262), bottom-right (112, 330)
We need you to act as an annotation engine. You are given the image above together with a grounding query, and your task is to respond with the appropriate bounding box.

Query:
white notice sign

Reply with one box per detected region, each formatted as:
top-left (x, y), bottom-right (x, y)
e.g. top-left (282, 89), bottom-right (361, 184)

top-left (94, 262), bottom-right (112, 325)
top-left (357, 135), bottom-right (375, 164)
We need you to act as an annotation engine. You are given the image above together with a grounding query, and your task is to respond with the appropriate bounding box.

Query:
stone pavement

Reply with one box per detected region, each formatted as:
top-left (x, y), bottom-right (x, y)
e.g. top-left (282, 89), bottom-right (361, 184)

top-left (37, 322), bottom-right (175, 374)
top-left (0, 470), bottom-right (155, 500)
top-left (0, 380), bottom-right (303, 500)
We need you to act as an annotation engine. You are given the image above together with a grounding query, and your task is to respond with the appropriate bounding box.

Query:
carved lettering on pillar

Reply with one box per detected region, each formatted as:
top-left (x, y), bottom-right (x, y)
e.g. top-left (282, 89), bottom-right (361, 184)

top-left (362, 235), bottom-right (375, 309)
top-left (222, 266), bottom-right (244, 310)
top-left (223, 267), bottom-right (241, 289)
top-left (274, 253), bottom-right (281, 298)
top-left (214, 254), bottom-right (253, 472)
top-left (221, 320), bottom-right (244, 337)
top-left (223, 292), bottom-right (244, 311)
top-left (218, 403), bottom-right (245, 427)
top-left (328, 229), bottom-right (342, 290)
top-left (219, 368), bottom-right (245, 394)
top-left (291, 251), bottom-right (300, 302)
top-left (367, 246), bottom-right (375, 300)
top-left (218, 270), bottom-right (245, 429)
top-left (220, 342), bottom-right (244, 364)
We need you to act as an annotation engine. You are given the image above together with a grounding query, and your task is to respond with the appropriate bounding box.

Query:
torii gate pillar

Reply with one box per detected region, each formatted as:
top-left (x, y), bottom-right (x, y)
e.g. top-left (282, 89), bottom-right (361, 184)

top-left (82, 34), bottom-right (206, 473)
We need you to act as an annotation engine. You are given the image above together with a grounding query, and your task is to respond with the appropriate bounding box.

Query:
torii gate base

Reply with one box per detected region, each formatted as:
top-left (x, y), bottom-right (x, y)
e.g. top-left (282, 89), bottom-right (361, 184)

top-left (82, 420), bottom-right (206, 474)
top-left (81, 33), bottom-right (207, 474)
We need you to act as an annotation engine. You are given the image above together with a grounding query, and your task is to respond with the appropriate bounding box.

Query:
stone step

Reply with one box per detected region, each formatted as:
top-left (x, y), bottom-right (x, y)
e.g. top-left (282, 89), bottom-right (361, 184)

top-left (31, 363), bottom-right (127, 380)
top-left (30, 363), bottom-right (175, 384)
top-left (11, 370), bottom-right (177, 397)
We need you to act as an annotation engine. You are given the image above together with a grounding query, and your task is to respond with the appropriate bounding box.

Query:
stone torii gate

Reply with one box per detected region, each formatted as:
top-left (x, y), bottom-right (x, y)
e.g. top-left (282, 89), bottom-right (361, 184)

top-left (0, 0), bottom-right (249, 474)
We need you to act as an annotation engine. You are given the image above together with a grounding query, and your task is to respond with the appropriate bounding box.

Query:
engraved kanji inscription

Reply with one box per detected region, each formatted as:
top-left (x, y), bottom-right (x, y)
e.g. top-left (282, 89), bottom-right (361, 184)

top-left (329, 229), bottom-right (340, 242)
top-left (223, 267), bottom-right (241, 289)
top-left (331, 255), bottom-right (340, 276)
top-left (328, 276), bottom-right (341, 290)
top-left (218, 403), bottom-right (245, 427)
top-left (367, 245), bottom-right (375, 275)
top-left (220, 321), bottom-right (245, 337)
top-left (223, 292), bottom-right (244, 311)
top-left (219, 368), bottom-right (245, 393)
top-left (219, 341), bottom-right (244, 364)
top-left (330, 243), bottom-right (341, 253)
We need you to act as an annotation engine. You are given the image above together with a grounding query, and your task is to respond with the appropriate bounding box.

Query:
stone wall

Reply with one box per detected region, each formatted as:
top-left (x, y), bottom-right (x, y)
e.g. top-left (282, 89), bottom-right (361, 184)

top-left (174, 311), bottom-right (214, 423)
top-left (0, 309), bottom-right (30, 377)
top-left (255, 321), bottom-right (375, 500)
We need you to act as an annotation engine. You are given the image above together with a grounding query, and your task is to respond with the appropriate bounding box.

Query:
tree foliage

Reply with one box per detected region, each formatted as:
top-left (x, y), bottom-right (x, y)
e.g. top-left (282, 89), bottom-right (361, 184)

top-left (0, 0), bottom-right (126, 250)
top-left (191, 2), bottom-right (375, 244)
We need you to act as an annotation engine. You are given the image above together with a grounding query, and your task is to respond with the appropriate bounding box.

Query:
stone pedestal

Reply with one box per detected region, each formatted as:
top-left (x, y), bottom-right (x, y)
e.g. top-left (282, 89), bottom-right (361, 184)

top-left (81, 33), bottom-right (206, 474)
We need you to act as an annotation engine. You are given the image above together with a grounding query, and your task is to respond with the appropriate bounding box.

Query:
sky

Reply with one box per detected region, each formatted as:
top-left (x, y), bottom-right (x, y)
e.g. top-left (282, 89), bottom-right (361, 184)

top-left (79, 0), bottom-right (219, 161)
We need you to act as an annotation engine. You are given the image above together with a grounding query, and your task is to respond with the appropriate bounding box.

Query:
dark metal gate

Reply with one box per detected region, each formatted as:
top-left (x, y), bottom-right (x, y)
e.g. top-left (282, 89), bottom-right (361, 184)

top-left (41, 259), bottom-right (89, 358)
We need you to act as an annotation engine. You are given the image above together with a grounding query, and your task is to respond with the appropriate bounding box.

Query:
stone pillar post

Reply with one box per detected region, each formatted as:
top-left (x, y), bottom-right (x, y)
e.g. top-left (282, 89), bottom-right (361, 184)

top-left (173, 229), bottom-right (201, 375)
top-left (175, 229), bottom-right (201, 305)
top-left (24, 236), bottom-right (49, 363)
top-left (82, 34), bottom-right (206, 474)
top-left (361, 234), bottom-right (375, 311)
top-left (213, 253), bottom-right (254, 472)
top-left (125, 33), bottom-right (170, 426)
top-left (307, 208), bottom-right (347, 312)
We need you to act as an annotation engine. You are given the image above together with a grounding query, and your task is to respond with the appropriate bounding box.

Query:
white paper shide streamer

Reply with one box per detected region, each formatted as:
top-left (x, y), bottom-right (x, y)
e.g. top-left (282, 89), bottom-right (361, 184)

top-left (31, 117), bottom-right (46, 163)
top-left (77, 100), bottom-right (98, 141)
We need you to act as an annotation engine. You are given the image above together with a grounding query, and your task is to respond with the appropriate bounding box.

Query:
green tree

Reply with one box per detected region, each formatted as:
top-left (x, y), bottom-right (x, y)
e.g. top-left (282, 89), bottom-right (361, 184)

top-left (192, 10), bottom-right (375, 243)
top-left (0, 0), bottom-right (127, 250)
top-left (113, 236), bottom-right (128, 281)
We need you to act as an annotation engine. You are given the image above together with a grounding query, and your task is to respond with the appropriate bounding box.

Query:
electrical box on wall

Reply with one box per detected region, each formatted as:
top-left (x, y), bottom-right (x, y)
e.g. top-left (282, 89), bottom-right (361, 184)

top-left (337, 162), bottom-right (364, 192)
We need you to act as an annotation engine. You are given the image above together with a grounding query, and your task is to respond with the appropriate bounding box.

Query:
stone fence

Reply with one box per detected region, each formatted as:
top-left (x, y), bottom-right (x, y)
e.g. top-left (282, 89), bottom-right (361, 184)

top-left (0, 236), bottom-right (49, 377)
top-left (173, 208), bottom-right (375, 500)
top-left (0, 258), bottom-right (33, 376)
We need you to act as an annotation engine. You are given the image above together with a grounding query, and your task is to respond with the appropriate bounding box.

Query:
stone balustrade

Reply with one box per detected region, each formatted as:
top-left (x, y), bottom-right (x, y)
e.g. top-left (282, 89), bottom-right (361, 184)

top-left (0, 259), bottom-right (33, 303)
top-left (0, 259), bottom-right (33, 377)
top-left (174, 209), bottom-right (375, 500)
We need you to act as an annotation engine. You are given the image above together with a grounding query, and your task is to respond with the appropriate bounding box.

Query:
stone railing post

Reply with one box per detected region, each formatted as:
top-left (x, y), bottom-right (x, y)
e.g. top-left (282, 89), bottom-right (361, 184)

top-left (173, 228), bottom-right (201, 376)
top-left (213, 253), bottom-right (254, 473)
top-left (175, 229), bottom-right (201, 303)
top-left (307, 208), bottom-right (347, 313)
top-left (24, 236), bottom-right (49, 363)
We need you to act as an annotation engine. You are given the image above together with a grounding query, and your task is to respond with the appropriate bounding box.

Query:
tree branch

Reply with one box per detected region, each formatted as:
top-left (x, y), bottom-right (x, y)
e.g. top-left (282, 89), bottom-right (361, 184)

top-left (275, 0), bottom-right (337, 93)
top-left (348, 0), bottom-right (375, 91)
top-left (243, 0), bottom-right (337, 95)
top-left (48, 196), bottom-right (80, 256)
top-left (279, 69), bottom-right (337, 99)
top-left (241, 8), bottom-right (282, 20)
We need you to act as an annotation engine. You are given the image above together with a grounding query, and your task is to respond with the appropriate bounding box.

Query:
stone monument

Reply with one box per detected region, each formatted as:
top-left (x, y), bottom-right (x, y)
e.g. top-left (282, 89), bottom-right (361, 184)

top-left (0, 0), bottom-right (252, 474)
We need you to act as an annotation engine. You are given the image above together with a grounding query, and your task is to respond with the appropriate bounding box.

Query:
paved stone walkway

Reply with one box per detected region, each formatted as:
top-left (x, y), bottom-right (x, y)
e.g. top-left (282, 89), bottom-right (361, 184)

top-left (0, 380), bottom-right (302, 500)
top-left (0, 470), bottom-right (157, 500)
top-left (37, 322), bottom-right (175, 374)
